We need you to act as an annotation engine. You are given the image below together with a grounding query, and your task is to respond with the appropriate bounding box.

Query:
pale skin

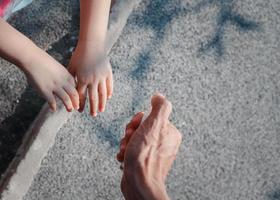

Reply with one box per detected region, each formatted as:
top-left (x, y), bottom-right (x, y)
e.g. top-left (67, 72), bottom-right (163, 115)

top-left (0, 0), bottom-right (113, 115)
top-left (117, 93), bottom-right (182, 200)
top-left (69, 0), bottom-right (113, 116)
top-left (0, 18), bottom-right (79, 112)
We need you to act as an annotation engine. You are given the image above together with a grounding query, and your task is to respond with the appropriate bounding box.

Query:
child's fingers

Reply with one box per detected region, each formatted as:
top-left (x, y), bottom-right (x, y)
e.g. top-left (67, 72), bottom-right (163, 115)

top-left (88, 83), bottom-right (98, 117)
top-left (63, 85), bottom-right (79, 110)
top-left (107, 65), bottom-right (113, 99)
top-left (77, 82), bottom-right (87, 112)
top-left (106, 76), bottom-right (113, 99)
top-left (98, 80), bottom-right (107, 112)
top-left (67, 75), bottom-right (77, 87)
top-left (45, 93), bottom-right (57, 112)
top-left (54, 88), bottom-right (73, 112)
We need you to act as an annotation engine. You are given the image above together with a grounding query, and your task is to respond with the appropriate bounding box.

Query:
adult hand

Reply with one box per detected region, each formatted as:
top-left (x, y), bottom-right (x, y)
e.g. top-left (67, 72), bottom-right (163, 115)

top-left (117, 93), bottom-right (182, 200)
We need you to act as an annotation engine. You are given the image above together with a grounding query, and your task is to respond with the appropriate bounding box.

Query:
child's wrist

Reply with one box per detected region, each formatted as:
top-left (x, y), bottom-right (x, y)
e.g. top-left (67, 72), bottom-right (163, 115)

top-left (77, 39), bottom-right (106, 54)
top-left (17, 40), bottom-right (37, 68)
top-left (19, 42), bottom-right (45, 72)
top-left (75, 40), bottom-right (108, 66)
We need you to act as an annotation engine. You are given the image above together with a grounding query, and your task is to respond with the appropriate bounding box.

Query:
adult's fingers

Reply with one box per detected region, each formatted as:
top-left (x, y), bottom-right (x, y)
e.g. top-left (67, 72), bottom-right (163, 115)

top-left (159, 123), bottom-right (182, 179)
top-left (117, 128), bottom-right (135, 162)
top-left (159, 123), bottom-right (182, 156)
top-left (53, 88), bottom-right (73, 112)
top-left (140, 93), bottom-right (172, 141)
top-left (123, 112), bottom-right (145, 149)
top-left (117, 138), bottom-right (128, 162)
top-left (63, 85), bottom-right (79, 110)
top-left (77, 82), bottom-right (87, 112)
top-left (88, 82), bottom-right (98, 117)
top-left (169, 123), bottom-right (182, 154)
top-left (149, 93), bottom-right (172, 123)
top-left (98, 80), bottom-right (107, 112)
top-left (125, 112), bottom-right (144, 133)
top-left (117, 112), bottom-right (144, 162)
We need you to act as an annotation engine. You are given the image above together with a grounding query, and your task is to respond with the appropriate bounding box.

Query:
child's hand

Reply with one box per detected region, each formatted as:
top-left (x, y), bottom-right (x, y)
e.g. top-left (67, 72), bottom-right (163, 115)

top-left (23, 48), bottom-right (79, 112)
top-left (68, 42), bottom-right (113, 116)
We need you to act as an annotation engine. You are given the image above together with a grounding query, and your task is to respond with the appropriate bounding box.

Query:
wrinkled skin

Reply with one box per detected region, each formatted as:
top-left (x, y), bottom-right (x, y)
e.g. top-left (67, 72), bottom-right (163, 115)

top-left (117, 93), bottom-right (182, 200)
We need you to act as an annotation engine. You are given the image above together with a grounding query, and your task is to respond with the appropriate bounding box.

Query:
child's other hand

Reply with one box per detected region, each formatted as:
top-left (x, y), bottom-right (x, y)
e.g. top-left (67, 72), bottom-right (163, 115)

top-left (24, 48), bottom-right (79, 112)
top-left (68, 42), bottom-right (113, 117)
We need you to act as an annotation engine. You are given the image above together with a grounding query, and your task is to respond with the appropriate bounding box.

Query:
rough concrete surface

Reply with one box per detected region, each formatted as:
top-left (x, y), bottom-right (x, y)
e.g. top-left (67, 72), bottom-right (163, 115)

top-left (0, 0), bottom-right (80, 180)
top-left (2, 0), bottom-right (280, 199)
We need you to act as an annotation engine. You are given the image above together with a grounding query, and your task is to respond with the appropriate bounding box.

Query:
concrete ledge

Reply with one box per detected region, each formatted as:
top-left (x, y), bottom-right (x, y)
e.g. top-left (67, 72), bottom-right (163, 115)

top-left (0, 0), bottom-right (141, 199)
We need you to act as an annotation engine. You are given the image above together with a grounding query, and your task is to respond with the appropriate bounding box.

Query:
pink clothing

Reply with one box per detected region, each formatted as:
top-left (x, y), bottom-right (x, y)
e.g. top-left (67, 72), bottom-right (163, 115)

top-left (0, 0), bottom-right (12, 17)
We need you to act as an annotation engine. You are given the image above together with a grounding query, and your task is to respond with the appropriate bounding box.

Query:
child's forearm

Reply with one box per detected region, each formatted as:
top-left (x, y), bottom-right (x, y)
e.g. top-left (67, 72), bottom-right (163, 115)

top-left (78, 0), bottom-right (111, 46)
top-left (0, 18), bottom-right (39, 71)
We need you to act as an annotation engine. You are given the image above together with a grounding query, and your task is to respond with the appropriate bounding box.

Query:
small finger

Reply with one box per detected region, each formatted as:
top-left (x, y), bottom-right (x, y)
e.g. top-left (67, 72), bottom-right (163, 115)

top-left (98, 80), bottom-right (107, 112)
top-left (88, 82), bottom-right (98, 117)
top-left (67, 75), bottom-right (77, 87)
top-left (54, 88), bottom-right (73, 112)
top-left (44, 93), bottom-right (57, 112)
top-left (77, 82), bottom-right (87, 112)
top-left (63, 85), bottom-right (79, 110)
top-left (107, 64), bottom-right (113, 99)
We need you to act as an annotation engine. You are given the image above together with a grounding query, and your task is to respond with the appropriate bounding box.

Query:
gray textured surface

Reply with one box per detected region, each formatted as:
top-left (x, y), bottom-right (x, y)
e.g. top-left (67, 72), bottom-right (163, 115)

top-left (21, 0), bottom-right (280, 199)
